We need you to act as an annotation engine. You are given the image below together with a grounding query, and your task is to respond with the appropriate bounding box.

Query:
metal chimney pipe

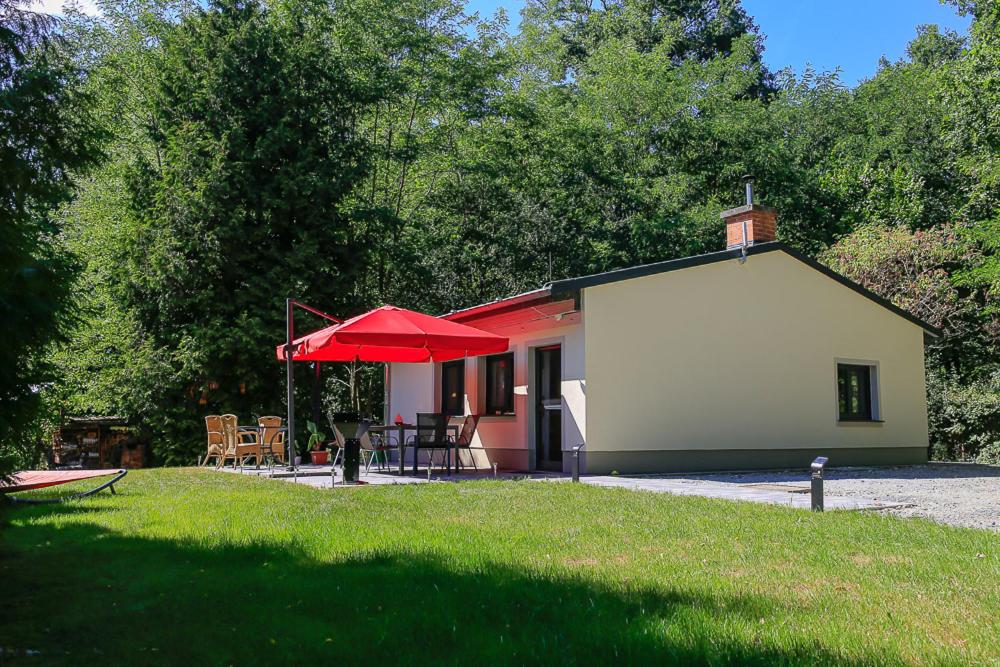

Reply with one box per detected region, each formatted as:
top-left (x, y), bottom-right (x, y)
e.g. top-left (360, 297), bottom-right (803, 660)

top-left (743, 174), bottom-right (754, 207)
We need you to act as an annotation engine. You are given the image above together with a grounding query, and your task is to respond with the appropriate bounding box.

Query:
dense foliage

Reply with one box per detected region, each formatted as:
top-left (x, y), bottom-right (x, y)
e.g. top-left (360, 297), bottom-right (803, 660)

top-left (3, 0), bottom-right (998, 468)
top-left (62, 0), bottom-right (382, 463)
top-left (0, 0), bottom-right (101, 474)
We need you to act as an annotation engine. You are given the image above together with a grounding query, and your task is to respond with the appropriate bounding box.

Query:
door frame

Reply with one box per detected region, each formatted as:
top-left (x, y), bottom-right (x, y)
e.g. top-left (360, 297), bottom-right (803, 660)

top-left (526, 336), bottom-right (566, 472)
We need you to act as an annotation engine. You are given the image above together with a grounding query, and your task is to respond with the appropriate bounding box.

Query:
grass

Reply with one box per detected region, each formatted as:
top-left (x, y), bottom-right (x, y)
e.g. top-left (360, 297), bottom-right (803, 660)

top-left (1, 469), bottom-right (998, 666)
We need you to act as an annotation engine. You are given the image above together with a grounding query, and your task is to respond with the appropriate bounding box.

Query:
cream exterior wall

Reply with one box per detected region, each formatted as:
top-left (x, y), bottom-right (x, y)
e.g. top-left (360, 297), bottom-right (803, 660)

top-left (583, 251), bottom-right (929, 455)
top-left (387, 318), bottom-right (585, 471)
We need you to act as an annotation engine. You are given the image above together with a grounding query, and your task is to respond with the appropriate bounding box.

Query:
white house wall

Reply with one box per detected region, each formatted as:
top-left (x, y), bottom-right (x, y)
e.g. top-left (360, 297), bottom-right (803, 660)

top-left (387, 317), bottom-right (585, 472)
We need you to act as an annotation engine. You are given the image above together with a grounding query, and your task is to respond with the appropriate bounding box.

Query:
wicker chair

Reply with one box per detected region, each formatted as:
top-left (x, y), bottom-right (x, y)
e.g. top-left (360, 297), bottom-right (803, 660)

top-left (220, 414), bottom-right (258, 468)
top-left (257, 416), bottom-right (286, 466)
top-left (202, 415), bottom-right (225, 466)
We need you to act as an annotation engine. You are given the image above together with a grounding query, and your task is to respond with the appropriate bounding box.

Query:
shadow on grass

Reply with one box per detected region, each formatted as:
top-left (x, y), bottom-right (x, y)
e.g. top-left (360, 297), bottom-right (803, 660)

top-left (1, 508), bottom-right (895, 666)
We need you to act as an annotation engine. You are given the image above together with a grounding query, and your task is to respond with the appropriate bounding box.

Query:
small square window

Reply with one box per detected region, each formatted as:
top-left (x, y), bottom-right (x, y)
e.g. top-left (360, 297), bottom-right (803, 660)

top-left (485, 352), bottom-right (514, 415)
top-left (837, 363), bottom-right (877, 421)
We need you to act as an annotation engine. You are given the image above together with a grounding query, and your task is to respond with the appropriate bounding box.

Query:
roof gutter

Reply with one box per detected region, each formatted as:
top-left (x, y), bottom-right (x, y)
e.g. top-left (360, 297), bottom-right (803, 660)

top-left (442, 287), bottom-right (553, 322)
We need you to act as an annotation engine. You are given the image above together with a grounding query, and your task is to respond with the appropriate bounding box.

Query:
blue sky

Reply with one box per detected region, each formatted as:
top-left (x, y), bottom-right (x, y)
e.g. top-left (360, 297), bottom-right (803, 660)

top-left (467, 0), bottom-right (972, 86)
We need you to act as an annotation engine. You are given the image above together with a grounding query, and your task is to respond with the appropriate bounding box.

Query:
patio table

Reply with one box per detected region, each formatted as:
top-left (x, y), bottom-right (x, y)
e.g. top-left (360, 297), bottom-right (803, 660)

top-left (369, 423), bottom-right (459, 476)
top-left (238, 424), bottom-right (286, 468)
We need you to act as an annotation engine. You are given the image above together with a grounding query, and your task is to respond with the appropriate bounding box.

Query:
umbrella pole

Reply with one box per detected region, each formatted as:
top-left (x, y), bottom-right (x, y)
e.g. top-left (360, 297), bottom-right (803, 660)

top-left (286, 297), bottom-right (296, 470)
top-left (312, 362), bottom-right (322, 429)
top-left (383, 362), bottom-right (390, 426)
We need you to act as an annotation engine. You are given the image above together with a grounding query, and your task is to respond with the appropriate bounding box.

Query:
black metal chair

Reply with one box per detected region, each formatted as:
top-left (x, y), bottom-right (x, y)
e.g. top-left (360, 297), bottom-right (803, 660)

top-left (452, 414), bottom-right (482, 472)
top-left (406, 413), bottom-right (452, 475)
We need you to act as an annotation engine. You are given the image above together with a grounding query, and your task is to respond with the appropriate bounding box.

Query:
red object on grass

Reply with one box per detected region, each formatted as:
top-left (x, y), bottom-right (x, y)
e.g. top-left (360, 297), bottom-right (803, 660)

top-left (277, 305), bottom-right (508, 363)
top-left (1, 469), bottom-right (124, 493)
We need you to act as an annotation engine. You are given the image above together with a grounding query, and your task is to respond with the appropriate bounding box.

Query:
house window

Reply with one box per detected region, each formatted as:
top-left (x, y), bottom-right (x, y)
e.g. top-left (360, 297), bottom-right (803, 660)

top-left (837, 363), bottom-right (877, 421)
top-left (441, 360), bottom-right (465, 416)
top-left (484, 352), bottom-right (514, 415)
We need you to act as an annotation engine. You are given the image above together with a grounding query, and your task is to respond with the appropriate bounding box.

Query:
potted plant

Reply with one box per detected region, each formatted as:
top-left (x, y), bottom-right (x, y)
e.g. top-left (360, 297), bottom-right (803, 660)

top-left (306, 421), bottom-right (329, 465)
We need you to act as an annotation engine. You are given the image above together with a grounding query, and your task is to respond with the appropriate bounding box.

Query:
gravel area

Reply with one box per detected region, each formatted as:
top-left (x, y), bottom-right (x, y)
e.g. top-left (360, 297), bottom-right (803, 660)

top-left (675, 463), bottom-right (1000, 531)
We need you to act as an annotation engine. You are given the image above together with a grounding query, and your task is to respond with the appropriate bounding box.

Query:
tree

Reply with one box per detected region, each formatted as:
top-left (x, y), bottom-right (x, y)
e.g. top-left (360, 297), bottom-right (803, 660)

top-left (52, 0), bottom-right (385, 463)
top-left (51, 0), bottom-right (512, 460)
top-left (813, 6), bottom-right (1000, 461)
top-left (907, 24), bottom-right (965, 67)
top-left (330, 0), bottom-right (510, 309)
top-left (944, 0), bottom-right (1000, 298)
top-left (0, 0), bottom-right (101, 475)
top-left (517, 0), bottom-right (767, 86)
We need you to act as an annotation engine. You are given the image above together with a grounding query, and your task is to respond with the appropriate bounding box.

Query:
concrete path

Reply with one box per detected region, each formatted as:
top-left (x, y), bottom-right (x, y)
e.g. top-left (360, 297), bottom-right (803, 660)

top-left (218, 464), bottom-right (897, 511)
top-left (219, 464), bottom-right (558, 488)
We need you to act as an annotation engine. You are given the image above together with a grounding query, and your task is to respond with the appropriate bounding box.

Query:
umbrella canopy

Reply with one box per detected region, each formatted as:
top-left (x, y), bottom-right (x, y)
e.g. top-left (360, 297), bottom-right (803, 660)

top-left (276, 305), bottom-right (508, 363)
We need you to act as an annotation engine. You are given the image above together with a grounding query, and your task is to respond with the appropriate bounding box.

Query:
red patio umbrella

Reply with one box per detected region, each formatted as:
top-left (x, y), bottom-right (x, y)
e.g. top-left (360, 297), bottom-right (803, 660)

top-left (276, 302), bottom-right (509, 472)
top-left (276, 305), bottom-right (509, 363)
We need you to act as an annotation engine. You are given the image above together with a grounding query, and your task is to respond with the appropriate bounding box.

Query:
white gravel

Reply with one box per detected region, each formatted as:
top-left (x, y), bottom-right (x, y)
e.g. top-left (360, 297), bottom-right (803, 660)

top-left (679, 463), bottom-right (1000, 531)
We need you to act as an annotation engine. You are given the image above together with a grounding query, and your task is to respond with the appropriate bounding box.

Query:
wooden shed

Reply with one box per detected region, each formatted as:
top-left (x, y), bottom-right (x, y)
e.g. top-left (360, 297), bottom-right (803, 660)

top-left (51, 416), bottom-right (146, 469)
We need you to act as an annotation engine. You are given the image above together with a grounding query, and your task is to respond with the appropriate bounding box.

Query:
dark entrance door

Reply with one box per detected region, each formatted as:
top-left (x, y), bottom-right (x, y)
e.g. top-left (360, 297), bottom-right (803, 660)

top-left (534, 345), bottom-right (562, 471)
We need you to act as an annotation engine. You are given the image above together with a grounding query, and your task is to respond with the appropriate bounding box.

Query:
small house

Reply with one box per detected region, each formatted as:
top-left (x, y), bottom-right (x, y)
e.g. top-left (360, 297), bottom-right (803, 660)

top-left (386, 201), bottom-right (936, 474)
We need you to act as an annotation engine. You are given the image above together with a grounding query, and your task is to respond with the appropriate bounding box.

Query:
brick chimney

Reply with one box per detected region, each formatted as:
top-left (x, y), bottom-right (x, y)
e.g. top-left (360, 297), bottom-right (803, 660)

top-left (721, 176), bottom-right (776, 250)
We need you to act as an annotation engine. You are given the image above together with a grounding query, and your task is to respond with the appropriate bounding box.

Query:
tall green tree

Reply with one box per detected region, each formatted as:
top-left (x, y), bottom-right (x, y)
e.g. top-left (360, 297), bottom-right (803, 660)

top-left (54, 0), bottom-right (384, 463)
top-left (946, 0), bottom-right (1000, 297)
top-left (52, 0), bottom-right (509, 459)
top-left (0, 0), bottom-right (101, 474)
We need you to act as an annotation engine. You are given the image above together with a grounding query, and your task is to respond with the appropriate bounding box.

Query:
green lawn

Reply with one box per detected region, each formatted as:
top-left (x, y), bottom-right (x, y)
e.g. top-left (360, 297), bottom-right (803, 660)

top-left (1, 469), bottom-right (998, 665)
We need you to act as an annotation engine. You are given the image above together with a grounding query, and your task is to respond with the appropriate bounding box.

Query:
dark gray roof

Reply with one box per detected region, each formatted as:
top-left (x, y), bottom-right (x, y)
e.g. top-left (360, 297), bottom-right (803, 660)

top-left (545, 242), bottom-right (940, 337)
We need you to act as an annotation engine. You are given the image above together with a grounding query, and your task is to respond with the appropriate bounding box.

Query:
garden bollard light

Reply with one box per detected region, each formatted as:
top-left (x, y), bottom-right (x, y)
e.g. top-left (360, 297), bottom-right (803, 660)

top-left (811, 456), bottom-right (828, 512)
top-left (331, 414), bottom-right (369, 485)
top-left (572, 444), bottom-right (585, 482)
top-left (492, 462), bottom-right (498, 479)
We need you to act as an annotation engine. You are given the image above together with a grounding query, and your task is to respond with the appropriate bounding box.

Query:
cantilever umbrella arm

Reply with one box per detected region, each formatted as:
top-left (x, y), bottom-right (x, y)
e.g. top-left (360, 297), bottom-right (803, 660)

top-left (285, 298), bottom-right (341, 470)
